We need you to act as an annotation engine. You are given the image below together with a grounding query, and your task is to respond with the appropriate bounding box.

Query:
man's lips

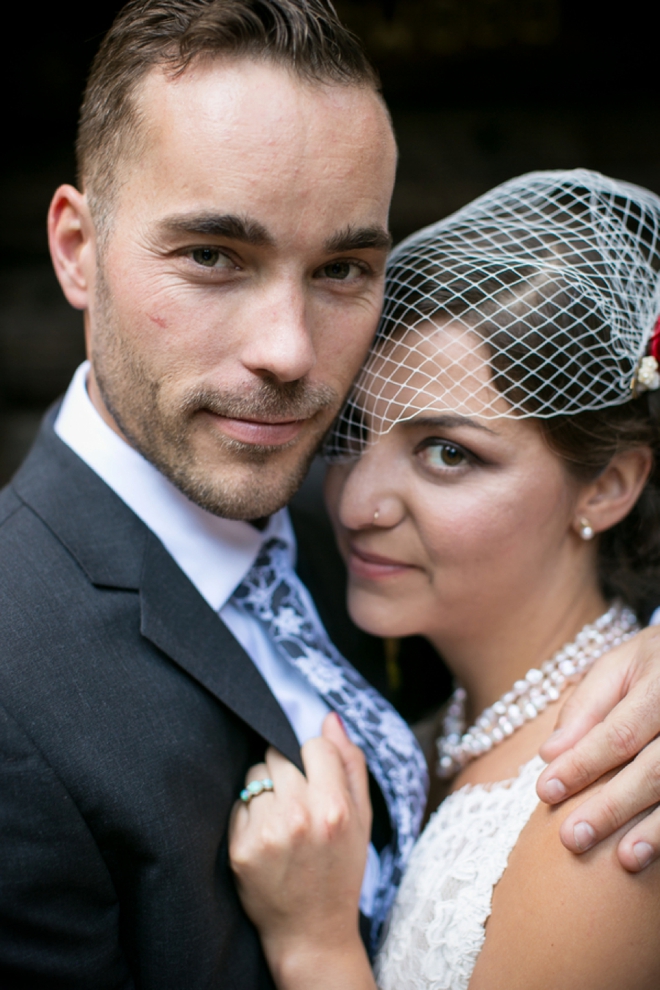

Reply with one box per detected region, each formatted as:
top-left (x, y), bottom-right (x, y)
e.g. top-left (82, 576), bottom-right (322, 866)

top-left (348, 544), bottom-right (416, 581)
top-left (203, 411), bottom-right (306, 446)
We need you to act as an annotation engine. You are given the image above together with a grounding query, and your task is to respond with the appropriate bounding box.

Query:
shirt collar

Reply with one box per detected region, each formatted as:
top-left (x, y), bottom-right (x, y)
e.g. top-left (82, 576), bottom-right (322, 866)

top-left (54, 362), bottom-right (295, 612)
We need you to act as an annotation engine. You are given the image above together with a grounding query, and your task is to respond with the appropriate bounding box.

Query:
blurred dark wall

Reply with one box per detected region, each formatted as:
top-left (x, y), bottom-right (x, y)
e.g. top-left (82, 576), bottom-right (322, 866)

top-left (1, 0), bottom-right (658, 484)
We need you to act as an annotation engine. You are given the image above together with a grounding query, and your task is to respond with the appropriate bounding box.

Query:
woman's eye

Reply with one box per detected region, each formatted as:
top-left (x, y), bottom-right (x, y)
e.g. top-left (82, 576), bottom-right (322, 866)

top-left (191, 248), bottom-right (232, 268)
top-left (421, 442), bottom-right (467, 470)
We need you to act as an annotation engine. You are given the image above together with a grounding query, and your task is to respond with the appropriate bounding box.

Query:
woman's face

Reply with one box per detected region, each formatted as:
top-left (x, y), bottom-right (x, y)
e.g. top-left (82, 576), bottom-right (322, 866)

top-left (324, 321), bottom-right (590, 648)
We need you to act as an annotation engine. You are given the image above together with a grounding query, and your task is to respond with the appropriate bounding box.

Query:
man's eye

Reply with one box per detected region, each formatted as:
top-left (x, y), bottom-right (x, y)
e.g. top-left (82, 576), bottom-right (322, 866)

top-left (420, 442), bottom-right (466, 470)
top-left (320, 261), bottom-right (361, 280)
top-left (191, 248), bottom-right (231, 268)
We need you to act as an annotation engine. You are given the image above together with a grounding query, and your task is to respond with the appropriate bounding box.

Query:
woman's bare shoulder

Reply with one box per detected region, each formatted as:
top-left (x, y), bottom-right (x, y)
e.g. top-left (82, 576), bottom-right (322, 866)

top-left (469, 769), bottom-right (660, 990)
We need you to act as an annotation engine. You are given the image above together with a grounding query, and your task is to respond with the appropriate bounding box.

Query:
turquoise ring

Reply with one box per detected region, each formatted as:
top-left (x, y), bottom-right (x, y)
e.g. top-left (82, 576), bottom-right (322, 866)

top-left (239, 778), bottom-right (274, 804)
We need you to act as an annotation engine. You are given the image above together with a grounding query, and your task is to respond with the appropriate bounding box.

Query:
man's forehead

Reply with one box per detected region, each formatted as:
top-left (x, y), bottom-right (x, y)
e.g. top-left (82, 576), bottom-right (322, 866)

top-left (114, 58), bottom-right (396, 244)
top-left (134, 57), bottom-right (393, 155)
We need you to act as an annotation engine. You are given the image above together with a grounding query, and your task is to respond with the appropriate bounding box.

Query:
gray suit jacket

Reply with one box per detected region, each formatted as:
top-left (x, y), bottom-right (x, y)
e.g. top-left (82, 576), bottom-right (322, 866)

top-left (0, 413), bottom-right (388, 989)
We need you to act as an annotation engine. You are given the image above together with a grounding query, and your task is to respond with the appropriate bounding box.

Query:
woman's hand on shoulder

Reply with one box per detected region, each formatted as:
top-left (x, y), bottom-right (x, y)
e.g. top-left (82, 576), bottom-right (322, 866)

top-left (229, 712), bottom-right (377, 990)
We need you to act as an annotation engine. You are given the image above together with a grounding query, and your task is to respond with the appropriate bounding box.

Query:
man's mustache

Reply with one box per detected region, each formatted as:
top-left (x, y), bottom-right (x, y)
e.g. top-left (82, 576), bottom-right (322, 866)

top-left (180, 380), bottom-right (339, 422)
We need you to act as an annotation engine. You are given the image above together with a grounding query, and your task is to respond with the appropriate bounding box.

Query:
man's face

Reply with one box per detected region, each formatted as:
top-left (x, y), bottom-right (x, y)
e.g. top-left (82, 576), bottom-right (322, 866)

top-left (82, 60), bottom-right (396, 519)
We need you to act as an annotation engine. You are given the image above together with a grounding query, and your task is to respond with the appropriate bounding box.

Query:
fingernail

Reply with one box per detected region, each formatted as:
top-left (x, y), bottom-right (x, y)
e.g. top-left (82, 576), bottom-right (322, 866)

top-left (573, 821), bottom-right (596, 852)
top-left (548, 728), bottom-right (566, 743)
top-left (544, 777), bottom-right (567, 802)
top-left (334, 713), bottom-right (346, 731)
top-left (633, 841), bottom-right (654, 870)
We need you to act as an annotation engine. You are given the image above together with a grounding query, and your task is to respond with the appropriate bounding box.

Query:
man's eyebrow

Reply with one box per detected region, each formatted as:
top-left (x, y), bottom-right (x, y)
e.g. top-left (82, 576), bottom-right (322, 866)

top-left (157, 213), bottom-right (274, 247)
top-left (324, 225), bottom-right (393, 254)
top-left (402, 414), bottom-right (498, 435)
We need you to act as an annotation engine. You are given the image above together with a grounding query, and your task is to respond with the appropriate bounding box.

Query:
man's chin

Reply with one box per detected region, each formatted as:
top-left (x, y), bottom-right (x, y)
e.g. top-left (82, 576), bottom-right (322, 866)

top-left (161, 441), bottom-right (320, 521)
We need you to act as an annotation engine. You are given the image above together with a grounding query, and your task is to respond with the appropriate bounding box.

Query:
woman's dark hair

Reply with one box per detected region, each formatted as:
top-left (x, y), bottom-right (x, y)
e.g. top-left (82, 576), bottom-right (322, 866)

top-left (543, 401), bottom-right (660, 623)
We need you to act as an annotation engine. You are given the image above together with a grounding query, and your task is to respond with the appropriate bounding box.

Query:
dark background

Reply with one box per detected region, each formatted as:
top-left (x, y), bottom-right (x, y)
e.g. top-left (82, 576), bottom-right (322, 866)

top-left (1, 0), bottom-right (658, 487)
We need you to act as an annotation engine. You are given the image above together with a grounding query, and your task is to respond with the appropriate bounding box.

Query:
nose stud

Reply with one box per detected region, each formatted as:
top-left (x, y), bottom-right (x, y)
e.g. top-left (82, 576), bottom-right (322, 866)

top-left (373, 509), bottom-right (380, 524)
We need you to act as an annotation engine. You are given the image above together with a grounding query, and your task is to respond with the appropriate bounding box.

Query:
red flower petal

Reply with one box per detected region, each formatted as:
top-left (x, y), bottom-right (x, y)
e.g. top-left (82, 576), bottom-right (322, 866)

top-left (650, 315), bottom-right (660, 362)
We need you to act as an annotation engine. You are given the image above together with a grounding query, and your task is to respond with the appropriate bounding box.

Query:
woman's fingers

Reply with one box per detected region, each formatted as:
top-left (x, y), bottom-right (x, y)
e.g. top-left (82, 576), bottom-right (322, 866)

top-left (229, 740), bottom-right (374, 983)
top-left (297, 730), bottom-right (371, 858)
top-left (244, 761), bottom-right (270, 785)
top-left (231, 736), bottom-right (368, 871)
top-left (321, 713), bottom-right (372, 833)
top-left (231, 750), bottom-right (304, 852)
top-left (229, 735), bottom-right (371, 971)
top-left (235, 719), bottom-right (369, 832)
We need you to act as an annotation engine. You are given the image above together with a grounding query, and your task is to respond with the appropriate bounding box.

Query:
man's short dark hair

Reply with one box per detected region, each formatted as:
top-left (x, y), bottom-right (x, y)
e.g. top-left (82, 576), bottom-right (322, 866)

top-left (77, 0), bottom-right (380, 220)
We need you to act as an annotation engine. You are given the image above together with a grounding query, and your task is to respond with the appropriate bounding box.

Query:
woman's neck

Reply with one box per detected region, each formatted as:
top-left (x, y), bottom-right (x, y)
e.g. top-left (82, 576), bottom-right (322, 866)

top-left (429, 578), bottom-right (608, 725)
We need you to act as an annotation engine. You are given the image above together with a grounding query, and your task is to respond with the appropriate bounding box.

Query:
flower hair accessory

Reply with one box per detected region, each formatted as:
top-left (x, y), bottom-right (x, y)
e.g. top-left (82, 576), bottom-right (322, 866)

top-left (632, 314), bottom-right (660, 395)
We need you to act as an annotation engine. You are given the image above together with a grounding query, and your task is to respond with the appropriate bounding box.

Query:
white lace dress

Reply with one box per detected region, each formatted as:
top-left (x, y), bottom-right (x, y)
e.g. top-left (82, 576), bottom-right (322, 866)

top-left (374, 755), bottom-right (545, 990)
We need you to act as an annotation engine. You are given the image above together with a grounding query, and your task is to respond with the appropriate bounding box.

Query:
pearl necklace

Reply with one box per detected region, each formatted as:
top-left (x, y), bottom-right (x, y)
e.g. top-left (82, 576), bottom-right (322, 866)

top-left (436, 601), bottom-right (640, 780)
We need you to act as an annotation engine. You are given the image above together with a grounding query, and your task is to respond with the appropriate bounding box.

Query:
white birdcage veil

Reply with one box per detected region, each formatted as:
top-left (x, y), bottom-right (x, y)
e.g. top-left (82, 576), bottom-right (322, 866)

top-left (324, 169), bottom-right (660, 461)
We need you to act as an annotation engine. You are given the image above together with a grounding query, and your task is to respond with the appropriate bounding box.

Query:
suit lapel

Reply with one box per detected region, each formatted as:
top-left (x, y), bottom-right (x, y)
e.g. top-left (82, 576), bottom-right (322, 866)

top-left (12, 416), bottom-right (301, 768)
top-left (139, 534), bottom-right (301, 766)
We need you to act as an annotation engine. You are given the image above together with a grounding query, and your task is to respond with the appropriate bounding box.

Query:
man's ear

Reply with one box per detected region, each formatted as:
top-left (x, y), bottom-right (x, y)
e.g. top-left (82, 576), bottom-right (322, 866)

top-left (48, 184), bottom-right (96, 312)
top-left (573, 447), bottom-right (653, 538)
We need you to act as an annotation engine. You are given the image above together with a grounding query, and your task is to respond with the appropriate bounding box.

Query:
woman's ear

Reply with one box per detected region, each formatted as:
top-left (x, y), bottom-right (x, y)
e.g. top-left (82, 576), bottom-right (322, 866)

top-left (48, 185), bottom-right (96, 312)
top-left (573, 447), bottom-right (653, 539)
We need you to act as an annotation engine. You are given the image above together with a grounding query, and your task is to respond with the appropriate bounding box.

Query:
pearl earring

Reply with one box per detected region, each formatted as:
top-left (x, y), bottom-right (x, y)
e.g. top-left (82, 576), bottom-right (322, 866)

top-left (578, 517), bottom-right (594, 540)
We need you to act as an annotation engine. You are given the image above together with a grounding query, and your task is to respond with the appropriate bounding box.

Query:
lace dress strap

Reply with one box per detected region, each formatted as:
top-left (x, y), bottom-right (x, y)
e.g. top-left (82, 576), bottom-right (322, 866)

top-left (374, 755), bottom-right (546, 990)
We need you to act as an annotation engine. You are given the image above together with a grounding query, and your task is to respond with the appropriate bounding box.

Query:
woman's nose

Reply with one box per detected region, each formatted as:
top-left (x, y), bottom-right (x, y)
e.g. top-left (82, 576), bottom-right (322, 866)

top-left (334, 443), bottom-right (406, 531)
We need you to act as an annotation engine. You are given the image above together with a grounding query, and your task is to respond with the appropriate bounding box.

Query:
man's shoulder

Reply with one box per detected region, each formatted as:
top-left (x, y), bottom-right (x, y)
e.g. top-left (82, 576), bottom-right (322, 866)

top-left (0, 483), bottom-right (23, 529)
top-left (0, 440), bottom-right (69, 573)
top-left (2, 410), bottom-right (147, 563)
top-left (1, 407), bottom-right (97, 529)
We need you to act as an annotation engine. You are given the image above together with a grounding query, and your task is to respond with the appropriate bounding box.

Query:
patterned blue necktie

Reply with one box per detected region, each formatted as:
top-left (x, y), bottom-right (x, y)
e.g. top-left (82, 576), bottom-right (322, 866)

top-left (231, 537), bottom-right (429, 948)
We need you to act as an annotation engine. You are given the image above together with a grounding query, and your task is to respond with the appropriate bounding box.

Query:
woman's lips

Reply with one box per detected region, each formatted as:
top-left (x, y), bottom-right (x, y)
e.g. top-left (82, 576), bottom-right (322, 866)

top-left (205, 412), bottom-right (305, 446)
top-left (348, 544), bottom-right (415, 581)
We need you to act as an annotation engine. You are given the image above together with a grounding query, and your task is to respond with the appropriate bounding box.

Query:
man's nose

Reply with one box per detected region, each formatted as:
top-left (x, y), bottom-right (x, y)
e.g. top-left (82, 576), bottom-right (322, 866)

top-left (241, 280), bottom-right (316, 383)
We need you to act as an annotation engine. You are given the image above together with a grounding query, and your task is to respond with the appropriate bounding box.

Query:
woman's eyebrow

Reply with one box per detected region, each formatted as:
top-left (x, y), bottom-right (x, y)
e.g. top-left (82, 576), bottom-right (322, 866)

top-left (402, 414), bottom-right (498, 435)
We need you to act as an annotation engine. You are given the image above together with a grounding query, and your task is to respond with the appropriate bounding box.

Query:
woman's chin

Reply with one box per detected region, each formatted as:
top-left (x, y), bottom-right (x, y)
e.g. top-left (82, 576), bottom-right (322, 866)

top-left (347, 591), bottom-right (419, 639)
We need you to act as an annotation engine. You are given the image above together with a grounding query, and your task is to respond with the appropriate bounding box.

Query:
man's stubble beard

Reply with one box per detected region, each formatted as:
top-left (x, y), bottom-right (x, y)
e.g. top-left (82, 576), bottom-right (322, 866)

top-left (91, 268), bottom-right (340, 519)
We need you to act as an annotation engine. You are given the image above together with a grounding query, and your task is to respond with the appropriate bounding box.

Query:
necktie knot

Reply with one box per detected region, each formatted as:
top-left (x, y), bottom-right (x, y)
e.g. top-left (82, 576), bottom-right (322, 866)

top-left (233, 539), bottom-right (294, 624)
